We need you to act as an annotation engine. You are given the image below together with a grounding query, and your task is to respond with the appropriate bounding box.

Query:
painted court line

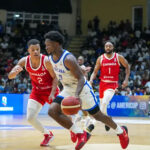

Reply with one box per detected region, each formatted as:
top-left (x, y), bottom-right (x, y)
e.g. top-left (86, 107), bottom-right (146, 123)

top-left (0, 118), bottom-right (149, 130)
top-left (0, 125), bottom-right (64, 130)
top-left (114, 118), bottom-right (150, 124)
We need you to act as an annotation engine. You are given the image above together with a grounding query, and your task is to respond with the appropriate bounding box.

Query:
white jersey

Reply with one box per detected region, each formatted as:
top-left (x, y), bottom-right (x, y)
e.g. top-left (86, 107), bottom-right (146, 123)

top-left (49, 50), bottom-right (79, 89)
top-left (49, 50), bottom-right (98, 110)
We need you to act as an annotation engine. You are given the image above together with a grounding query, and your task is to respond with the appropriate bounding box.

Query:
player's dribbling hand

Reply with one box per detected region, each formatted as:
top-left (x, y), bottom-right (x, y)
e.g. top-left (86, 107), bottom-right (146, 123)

top-left (122, 80), bottom-right (128, 89)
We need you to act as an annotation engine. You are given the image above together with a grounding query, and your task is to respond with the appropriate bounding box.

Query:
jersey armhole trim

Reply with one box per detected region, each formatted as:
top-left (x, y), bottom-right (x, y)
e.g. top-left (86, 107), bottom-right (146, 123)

top-left (100, 55), bottom-right (103, 65)
top-left (116, 53), bottom-right (121, 66)
top-left (43, 56), bottom-right (48, 70)
top-left (63, 53), bottom-right (71, 71)
top-left (24, 56), bottom-right (28, 70)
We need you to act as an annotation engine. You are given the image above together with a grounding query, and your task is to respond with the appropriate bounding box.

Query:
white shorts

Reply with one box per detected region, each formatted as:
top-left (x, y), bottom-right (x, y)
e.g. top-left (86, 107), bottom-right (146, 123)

top-left (58, 80), bottom-right (99, 111)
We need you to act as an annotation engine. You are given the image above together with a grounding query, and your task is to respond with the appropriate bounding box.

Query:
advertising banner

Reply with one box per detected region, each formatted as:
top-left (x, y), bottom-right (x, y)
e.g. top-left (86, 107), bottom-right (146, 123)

top-left (0, 94), bottom-right (150, 117)
top-left (107, 95), bottom-right (150, 117)
top-left (0, 94), bottom-right (23, 114)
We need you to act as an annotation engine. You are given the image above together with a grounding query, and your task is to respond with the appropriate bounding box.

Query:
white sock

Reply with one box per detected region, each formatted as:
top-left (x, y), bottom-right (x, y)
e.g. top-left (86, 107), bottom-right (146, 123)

top-left (70, 124), bottom-right (83, 134)
top-left (115, 125), bottom-right (123, 134)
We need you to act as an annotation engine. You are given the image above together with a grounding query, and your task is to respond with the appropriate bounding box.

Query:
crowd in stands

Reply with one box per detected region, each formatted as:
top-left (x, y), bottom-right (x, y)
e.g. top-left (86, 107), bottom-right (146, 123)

top-left (80, 18), bottom-right (150, 96)
top-left (0, 20), bottom-right (68, 94)
top-left (0, 18), bottom-right (149, 96)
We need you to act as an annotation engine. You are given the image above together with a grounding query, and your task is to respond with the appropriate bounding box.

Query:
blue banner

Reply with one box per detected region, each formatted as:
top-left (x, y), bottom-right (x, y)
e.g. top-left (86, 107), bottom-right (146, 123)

top-left (0, 94), bottom-right (23, 114)
top-left (107, 95), bottom-right (150, 117)
top-left (0, 94), bottom-right (149, 116)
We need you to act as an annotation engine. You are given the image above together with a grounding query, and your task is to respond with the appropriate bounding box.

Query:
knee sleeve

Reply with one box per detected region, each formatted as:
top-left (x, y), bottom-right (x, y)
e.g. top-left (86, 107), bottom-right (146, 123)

top-left (100, 89), bottom-right (115, 115)
top-left (27, 99), bottom-right (42, 123)
top-left (102, 89), bottom-right (115, 105)
top-left (100, 103), bottom-right (107, 115)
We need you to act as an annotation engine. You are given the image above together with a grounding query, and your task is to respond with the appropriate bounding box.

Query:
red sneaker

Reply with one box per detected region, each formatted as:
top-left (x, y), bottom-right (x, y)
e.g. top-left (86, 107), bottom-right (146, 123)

top-left (70, 131), bottom-right (77, 143)
top-left (75, 130), bottom-right (91, 150)
top-left (118, 126), bottom-right (129, 149)
top-left (40, 131), bottom-right (54, 146)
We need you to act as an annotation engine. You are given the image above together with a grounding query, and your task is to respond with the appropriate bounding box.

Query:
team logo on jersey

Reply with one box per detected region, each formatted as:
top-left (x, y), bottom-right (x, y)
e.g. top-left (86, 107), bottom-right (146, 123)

top-left (2, 96), bottom-right (7, 106)
top-left (42, 66), bottom-right (45, 71)
top-left (54, 67), bottom-right (65, 73)
top-left (114, 58), bottom-right (116, 62)
top-left (103, 63), bottom-right (117, 66)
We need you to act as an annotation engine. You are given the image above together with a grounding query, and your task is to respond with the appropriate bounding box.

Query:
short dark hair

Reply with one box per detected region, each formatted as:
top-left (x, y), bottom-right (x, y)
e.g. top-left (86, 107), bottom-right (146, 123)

top-left (27, 39), bottom-right (40, 47)
top-left (44, 31), bottom-right (64, 45)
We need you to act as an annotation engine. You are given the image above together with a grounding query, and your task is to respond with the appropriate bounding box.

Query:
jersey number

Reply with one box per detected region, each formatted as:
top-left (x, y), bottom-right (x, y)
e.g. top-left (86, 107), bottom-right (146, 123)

top-left (37, 77), bottom-right (43, 84)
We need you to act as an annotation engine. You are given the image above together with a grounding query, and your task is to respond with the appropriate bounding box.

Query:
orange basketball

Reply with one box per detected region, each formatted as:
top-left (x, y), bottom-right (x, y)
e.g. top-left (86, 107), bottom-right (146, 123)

top-left (61, 96), bottom-right (81, 115)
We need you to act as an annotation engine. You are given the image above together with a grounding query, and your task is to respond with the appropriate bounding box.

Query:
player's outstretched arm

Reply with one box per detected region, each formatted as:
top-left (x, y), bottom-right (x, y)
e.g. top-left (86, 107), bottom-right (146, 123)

top-left (118, 55), bottom-right (130, 88)
top-left (90, 56), bottom-right (101, 85)
top-left (8, 57), bottom-right (25, 79)
top-left (45, 56), bottom-right (58, 99)
top-left (64, 54), bottom-right (85, 98)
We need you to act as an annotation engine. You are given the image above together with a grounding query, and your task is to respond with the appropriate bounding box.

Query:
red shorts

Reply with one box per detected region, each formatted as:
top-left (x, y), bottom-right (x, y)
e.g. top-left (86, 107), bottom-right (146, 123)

top-left (99, 81), bottom-right (118, 99)
top-left (29, 87), bottom-right (60, 105)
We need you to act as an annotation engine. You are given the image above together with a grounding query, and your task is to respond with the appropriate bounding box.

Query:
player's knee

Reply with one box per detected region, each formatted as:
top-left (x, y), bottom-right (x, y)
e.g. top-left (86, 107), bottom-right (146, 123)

top-left (48, 106), bottom-right (58, 118)
top-left (93, 110), bottom-right (106, 121)
top-left (48, 107), bottom-right (54, 117)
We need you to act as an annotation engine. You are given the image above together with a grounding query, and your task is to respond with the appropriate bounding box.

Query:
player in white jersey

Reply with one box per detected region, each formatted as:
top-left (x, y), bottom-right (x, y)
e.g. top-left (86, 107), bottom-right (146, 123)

top-left (44, 31), bottom-right (129, 150)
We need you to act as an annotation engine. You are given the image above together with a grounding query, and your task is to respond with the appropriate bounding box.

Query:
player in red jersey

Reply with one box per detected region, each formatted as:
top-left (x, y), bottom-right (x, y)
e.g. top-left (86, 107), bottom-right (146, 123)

top-left (8, 39), bottom-right (59, 146)
top-left (90, 41), bottom-right (130, 131)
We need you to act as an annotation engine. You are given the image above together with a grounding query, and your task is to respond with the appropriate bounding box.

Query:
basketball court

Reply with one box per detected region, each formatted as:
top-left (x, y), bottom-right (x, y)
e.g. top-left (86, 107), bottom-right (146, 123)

top-left (0, 115), bottom-right (150, 150)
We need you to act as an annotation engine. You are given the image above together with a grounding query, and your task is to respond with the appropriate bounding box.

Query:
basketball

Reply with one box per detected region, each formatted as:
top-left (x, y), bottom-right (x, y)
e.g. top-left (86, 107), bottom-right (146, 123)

top-left (61, 96), bottom-right (81, 115)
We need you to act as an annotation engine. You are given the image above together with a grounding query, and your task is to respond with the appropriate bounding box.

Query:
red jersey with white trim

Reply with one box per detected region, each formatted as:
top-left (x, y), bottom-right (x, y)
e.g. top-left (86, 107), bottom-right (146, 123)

top-left (99, 53), bottom-right (120, 82)
top-left (25, 54), bottom-right (53, 92)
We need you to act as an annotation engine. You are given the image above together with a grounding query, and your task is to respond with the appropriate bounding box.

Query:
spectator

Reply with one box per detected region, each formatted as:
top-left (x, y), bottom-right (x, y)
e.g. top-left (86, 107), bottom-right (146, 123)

top-left (134, 88), bottom-right (144, 96)
top-left (87, 20), bottom-right (93, 33)
top-left (93, 16), bottom-right (100, 31)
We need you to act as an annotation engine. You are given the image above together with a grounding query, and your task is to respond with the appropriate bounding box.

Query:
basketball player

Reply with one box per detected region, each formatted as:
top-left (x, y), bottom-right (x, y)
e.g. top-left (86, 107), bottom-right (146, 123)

top-left (90, 41), bottom-right (130, 131)
top-left (44, 31), bottom-right (129, 150)
top-left (76, 56), bottom-right (96, 132)
top-left (8, 39), bottom-right (59, 146)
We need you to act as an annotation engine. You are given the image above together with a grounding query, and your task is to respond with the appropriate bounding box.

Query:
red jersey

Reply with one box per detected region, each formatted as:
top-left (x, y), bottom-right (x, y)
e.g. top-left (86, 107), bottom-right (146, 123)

top-left (99, 53), bottom-right (120, 82)
top-left (25, 54), bottom-right (53, 93)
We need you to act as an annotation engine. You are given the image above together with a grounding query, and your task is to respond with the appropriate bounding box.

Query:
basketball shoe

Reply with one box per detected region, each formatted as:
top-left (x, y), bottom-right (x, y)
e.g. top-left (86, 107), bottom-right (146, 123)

top-left (86, 124), bottom-right (95, 133)
top-left (118, 126), bottom-right (129, 149)
top-left (75, 130), bottom-right (91, 150)
top-left (40, 131), bottom-right (54, 146)
top-left (70, 131), bottom-right (77, 143)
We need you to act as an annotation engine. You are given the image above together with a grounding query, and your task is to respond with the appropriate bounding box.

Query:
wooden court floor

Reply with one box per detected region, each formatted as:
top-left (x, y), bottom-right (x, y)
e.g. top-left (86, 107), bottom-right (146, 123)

top-left (0, 115), bottom-right (150, 150)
